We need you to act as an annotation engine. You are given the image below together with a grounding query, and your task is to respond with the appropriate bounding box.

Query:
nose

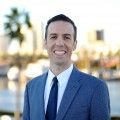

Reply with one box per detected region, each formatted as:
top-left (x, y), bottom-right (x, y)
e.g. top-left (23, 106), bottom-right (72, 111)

top-left (55, 37), bottom-right (64, 46)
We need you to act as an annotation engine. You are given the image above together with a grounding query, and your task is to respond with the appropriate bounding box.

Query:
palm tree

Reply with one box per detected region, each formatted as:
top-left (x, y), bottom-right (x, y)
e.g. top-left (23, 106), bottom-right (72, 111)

top-left (4, 7), bottom-right (33, 67)
top-left (4, 7), bottom-right (32, 45)
top-left (4, 7), bottom-right (32, 120)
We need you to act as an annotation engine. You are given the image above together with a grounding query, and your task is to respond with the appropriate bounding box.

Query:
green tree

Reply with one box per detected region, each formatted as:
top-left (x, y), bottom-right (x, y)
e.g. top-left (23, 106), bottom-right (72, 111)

top-left (4, 7), bottom-right (32, 45)
top-left (3, 7), bottom-right (32, 120)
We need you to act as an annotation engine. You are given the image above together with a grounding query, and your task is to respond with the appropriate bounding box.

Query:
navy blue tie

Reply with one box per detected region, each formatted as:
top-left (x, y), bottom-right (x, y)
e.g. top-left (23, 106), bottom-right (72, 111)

top-left (46, 77), bottom-right (58, 120)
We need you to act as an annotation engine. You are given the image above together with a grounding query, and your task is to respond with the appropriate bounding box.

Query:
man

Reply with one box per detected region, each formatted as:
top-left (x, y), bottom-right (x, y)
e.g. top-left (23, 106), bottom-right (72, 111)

top-left (23, 14), bottom-right (110, 120)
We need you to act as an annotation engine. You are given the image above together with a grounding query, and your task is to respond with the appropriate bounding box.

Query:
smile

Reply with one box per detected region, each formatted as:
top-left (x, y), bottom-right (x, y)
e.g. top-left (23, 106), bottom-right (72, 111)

top-left (54, 50), bottom-right (66, 56)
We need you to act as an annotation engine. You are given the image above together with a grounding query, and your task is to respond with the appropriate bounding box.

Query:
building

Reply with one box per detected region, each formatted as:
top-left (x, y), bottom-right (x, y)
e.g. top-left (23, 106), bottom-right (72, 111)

top-left (0, 35), bottom-right (9, 54)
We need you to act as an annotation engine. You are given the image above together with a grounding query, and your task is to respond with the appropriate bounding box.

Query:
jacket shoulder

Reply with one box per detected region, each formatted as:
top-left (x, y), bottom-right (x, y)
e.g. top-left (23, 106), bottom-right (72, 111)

top-left (26, 72), bottom-right (47, 88)
top-left (74, 67), bottom-right (107, 87)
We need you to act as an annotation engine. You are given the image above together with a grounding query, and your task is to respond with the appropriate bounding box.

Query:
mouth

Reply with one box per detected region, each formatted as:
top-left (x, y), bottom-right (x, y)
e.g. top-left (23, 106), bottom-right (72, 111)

top-left (54, 50), bottom-right (66, 56)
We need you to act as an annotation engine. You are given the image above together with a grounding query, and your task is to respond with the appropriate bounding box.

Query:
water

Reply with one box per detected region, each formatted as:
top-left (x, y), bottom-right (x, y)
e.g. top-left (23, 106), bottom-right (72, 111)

top-left (107, 81), bottom-right (120, 117)
top-left (0, 80), bottom-right (120, 117)
top-left (0, 89), bottom-right (24, 112)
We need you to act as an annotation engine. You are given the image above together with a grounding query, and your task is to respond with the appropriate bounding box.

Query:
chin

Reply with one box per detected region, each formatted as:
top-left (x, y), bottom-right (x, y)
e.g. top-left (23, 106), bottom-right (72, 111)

top-left (55, 60), bottom-right (70, 67)
top-left (53, 60), bottom-right (64, 66)
top-left (55, 61), bottom-right (64, 65)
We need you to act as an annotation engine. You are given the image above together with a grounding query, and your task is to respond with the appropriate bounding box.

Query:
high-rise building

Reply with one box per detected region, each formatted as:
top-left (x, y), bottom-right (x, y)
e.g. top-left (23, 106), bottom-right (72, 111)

top-left (88, 29), bottom-right (104, 43)
top-left (18, 21), bottom-right (44, 55)
top-left (0, 35), bottom-right (9, 54)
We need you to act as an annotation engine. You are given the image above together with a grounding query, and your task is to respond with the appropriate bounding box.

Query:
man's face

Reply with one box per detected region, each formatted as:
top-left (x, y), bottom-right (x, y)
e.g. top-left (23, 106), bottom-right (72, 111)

top-left (44, 21), bottom-right (77, 66)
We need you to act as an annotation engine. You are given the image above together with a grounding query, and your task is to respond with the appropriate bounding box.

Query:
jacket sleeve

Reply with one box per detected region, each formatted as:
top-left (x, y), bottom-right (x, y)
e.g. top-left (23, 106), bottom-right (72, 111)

top-left (90, 81), bottom-right (111, 120)
top-left (22, 84), bottom-right (30, 120)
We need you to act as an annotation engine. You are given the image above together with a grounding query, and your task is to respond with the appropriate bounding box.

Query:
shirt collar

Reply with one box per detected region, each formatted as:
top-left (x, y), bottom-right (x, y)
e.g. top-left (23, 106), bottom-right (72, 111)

top-left (47, 64), bottom-right (73, 86)
top-left (47, 69), bottom-right (55, 86)
top-left (57, 64), bottom-right (73, 87)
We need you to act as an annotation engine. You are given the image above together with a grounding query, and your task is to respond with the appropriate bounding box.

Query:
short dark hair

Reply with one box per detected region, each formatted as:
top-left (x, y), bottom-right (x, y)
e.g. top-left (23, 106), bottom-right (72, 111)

top-left (45, 14), bottom-right (77, 41)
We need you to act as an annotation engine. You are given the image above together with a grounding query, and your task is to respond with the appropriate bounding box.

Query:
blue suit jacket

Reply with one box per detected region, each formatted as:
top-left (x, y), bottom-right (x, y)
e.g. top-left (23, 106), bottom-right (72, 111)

top-left (22, 66), bottom-right (110, 120)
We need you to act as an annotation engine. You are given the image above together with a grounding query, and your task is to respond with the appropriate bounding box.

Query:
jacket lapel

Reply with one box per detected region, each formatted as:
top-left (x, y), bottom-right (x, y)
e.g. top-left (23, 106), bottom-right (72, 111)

top-left (56, 67), bottom-right (84, 120)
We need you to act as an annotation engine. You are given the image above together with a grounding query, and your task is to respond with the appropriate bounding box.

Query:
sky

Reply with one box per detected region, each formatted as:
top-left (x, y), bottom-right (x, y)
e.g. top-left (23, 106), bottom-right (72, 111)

top-left (0, 0), bottom-right (120, 47)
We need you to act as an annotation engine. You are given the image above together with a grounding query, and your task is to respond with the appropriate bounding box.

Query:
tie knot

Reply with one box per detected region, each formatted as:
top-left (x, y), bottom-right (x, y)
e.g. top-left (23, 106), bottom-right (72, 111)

top-left (53, 77), bottom-right (58, 83)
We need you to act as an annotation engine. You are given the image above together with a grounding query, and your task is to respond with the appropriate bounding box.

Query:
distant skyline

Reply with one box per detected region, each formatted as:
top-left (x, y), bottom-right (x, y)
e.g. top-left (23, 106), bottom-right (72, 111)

top-left (0, 0), bottom-right (120, 47)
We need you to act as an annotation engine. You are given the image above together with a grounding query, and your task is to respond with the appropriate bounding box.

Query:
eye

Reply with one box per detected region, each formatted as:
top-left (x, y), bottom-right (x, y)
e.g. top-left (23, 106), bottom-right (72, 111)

top-left (64, 36), bottom-right (70, 40)
top-left (50, 35), bottom-right (57, 39)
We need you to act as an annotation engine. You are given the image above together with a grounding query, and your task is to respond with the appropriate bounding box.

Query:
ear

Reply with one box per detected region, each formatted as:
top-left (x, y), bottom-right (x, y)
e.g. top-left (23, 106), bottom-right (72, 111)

top-left (73, 40), bottom-right (77, 51)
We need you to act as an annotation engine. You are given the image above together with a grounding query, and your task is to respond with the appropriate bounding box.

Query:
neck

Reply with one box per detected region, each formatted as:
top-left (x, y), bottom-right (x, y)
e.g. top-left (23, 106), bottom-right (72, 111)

top-left (50, 63), bottom-right (72, 76)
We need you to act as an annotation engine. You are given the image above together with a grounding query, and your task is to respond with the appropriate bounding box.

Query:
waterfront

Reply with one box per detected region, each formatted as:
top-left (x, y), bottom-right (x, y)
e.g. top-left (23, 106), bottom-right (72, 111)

top-left (0, 79), bottom-right (120, 120)
top-left (0, 78), bottom-right (120, 118)
top-left (107, 81), bottom-right (120, 117)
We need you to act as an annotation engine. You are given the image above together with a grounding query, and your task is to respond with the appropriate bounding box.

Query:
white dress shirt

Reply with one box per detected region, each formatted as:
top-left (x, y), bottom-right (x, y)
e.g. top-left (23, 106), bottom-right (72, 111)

top-left (44, 64), bottom-right (73, 113)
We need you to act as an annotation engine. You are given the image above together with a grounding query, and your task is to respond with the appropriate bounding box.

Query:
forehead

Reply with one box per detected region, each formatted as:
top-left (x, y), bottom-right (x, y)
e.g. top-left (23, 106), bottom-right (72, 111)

top-left (47, 21), bottom-right (74, 35)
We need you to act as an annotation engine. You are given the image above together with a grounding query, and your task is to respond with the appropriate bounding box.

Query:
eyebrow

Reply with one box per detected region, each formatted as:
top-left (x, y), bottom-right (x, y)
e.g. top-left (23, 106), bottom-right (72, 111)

top-left (63, 34), bottom-right (71, 36)
top-left (49, 33), bottom-right (71, 36)
top-left (49, 33), bottom-right (57, 36)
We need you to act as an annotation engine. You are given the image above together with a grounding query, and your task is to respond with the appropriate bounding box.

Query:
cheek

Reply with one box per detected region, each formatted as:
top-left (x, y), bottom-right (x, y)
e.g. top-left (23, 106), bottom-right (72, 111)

top-left (44, 41), bottom-right (52, 50)
top-left (46, 45), bottom-right (54, 55)
top-left (67, 47), bottom-right (74, 55)
top-left (67, 44), bottom-right (75, 51)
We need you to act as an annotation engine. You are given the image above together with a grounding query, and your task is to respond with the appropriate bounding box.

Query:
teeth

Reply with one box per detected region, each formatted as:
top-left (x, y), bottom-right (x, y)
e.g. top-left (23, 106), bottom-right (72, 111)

top-left (54, 51), bottom-right (65, 55)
